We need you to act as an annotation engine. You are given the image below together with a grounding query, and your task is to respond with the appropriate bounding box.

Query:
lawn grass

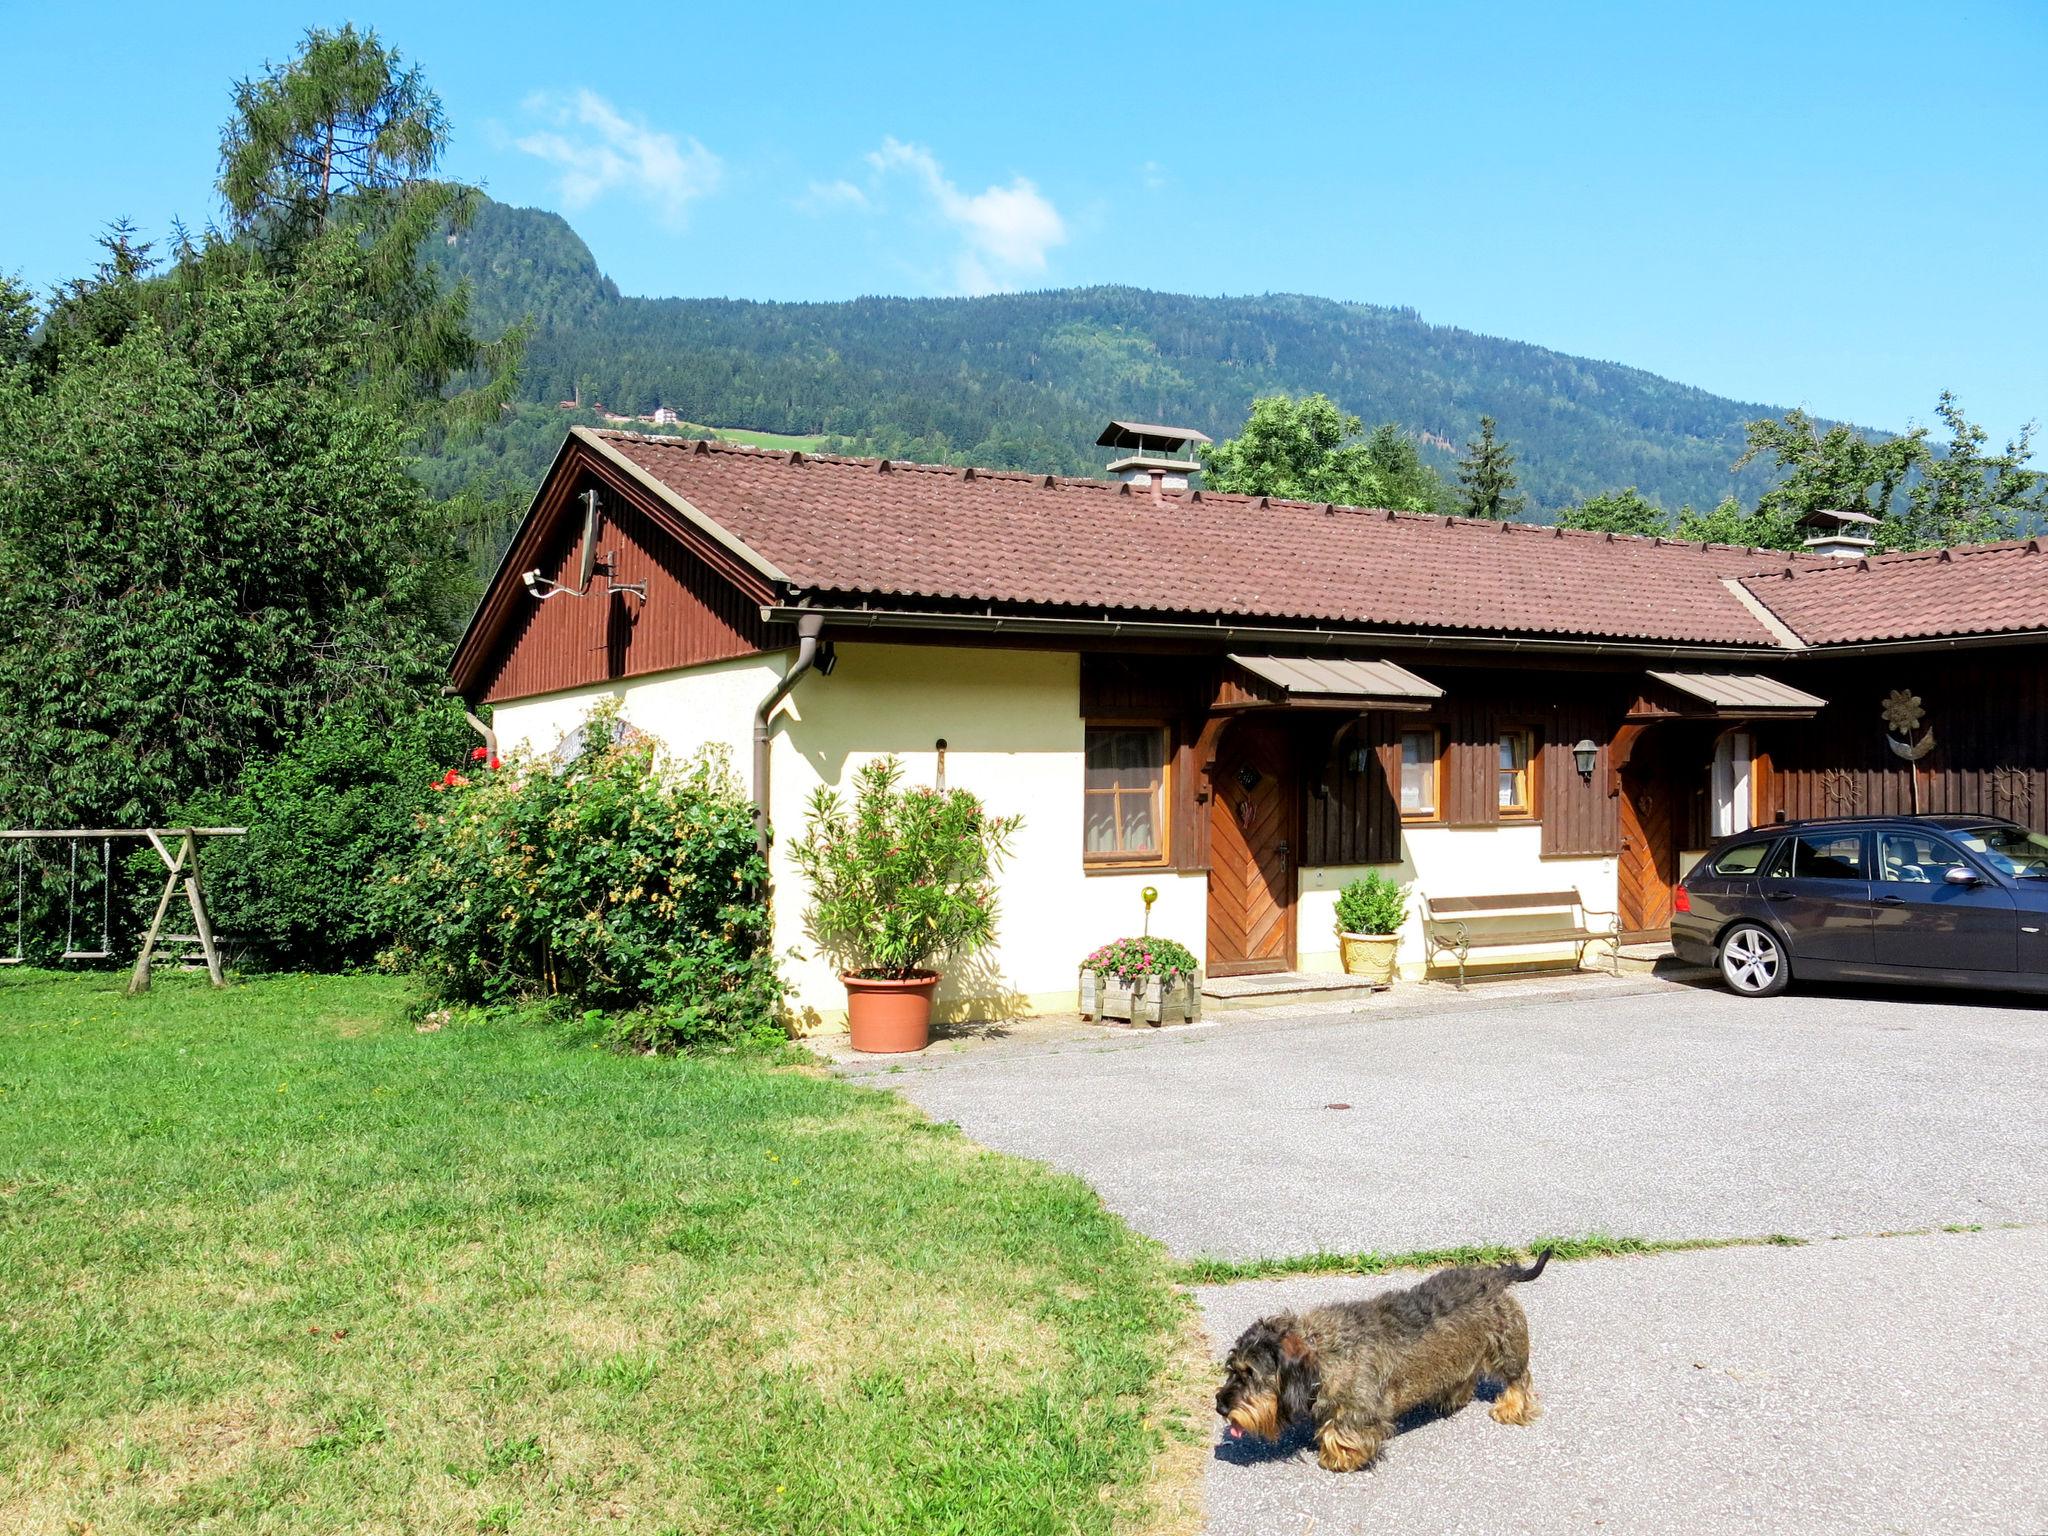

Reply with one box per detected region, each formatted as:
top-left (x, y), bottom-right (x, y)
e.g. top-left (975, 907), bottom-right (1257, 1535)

top-left (0, 971), bottom-right (1202, 1535)
top-left (1174, 1230), bottom-right (1809, 1286)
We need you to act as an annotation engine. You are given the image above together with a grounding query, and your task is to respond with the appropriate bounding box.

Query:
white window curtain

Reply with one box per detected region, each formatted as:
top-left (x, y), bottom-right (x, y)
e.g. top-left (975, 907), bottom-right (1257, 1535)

top-left (1712, 731), bottom-right (1754, 837)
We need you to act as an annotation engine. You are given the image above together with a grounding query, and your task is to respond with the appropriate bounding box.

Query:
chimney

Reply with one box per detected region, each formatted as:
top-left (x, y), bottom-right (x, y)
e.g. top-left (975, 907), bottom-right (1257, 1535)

top-left (1795, 506), bottom-right (1881, 559)
top-left (1097, 420), bottom-right (1209, 490)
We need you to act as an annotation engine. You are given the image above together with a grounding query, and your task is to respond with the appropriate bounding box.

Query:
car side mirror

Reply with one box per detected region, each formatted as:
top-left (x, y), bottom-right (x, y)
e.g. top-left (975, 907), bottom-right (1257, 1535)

top-left (1944, 865), bottom-right (1982, 887)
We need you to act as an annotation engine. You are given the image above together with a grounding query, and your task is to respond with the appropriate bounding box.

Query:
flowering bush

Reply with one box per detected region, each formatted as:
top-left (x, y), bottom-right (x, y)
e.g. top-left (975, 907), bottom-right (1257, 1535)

top-left (380, 703), bottom-right (783, 1050)
top-left (1082, 936), bottom-right (1200, 987)
top-left (1334, 871), bottom-right (1408, 935)
top-left (789, 756), bottom-right (1021, 980)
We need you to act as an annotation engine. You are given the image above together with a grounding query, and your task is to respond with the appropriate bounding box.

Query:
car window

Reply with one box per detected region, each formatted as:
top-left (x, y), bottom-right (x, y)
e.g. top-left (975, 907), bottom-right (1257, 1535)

top-left (1879, 831), bottom-right (1967, 884)
top-left (1953, 823), bottom-right (2048, 880)
top-left (1766, 831), bottom-right (1865, 880)
top-left (1712, 839), bottom-right (1776, 877)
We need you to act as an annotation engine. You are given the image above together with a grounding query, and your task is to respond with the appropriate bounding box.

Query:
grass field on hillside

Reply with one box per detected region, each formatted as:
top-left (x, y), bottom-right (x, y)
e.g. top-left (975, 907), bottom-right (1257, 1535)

top-left (692, 423), bottom-right (831, 452)
top-left (0, 972), bottom-right (1201, 1535)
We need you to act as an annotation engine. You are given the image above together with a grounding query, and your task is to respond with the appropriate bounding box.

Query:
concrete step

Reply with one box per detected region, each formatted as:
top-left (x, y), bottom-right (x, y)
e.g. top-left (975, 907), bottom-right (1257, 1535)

top-left (1199, 970), bottom-right (1387, 1012)
top-left (1614, 941), bottom-right (1715, 982)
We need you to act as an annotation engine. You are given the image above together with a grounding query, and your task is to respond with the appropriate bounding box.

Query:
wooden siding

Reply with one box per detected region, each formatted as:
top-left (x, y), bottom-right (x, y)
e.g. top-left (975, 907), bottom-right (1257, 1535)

top-left (1302, 712), bottom-right (1401, 865)
top-left (1757, 650), bottom-right (2048, 832)
top-left (476, 467), bottom-right (783, 704)
top-left (1539, 691), bottom-right (1623, 857)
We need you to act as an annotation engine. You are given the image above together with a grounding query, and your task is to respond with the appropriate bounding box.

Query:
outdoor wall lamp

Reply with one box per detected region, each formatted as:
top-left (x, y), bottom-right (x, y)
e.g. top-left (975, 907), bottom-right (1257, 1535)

top-left (1572, 739), bottom-right (1599, 779)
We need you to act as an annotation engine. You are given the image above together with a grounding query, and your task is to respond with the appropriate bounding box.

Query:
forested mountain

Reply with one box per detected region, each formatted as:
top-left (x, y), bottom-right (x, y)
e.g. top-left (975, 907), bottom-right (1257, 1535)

top-left (427, 198), bottom-right (1851, 514)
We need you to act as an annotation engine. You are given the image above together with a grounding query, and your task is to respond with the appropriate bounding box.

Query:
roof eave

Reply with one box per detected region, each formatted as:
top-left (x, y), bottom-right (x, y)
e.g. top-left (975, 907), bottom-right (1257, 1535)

top-left (760, 600), bottom-right (1792, 662)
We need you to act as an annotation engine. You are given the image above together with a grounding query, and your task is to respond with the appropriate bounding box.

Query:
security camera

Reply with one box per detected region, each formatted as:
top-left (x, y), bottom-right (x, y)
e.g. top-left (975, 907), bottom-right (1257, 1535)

top-left (522, 569), bottom-right (541, 591)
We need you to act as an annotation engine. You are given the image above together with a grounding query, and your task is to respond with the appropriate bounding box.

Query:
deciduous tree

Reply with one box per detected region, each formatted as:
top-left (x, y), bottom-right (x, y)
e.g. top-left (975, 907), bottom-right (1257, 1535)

top-left (1892, 392), bottom-right (2040, 550)
top-left (1200, 393), bottom-right (1443, 511)
top-left (1556, 487), bottom-right (1670, 537)
top-left (1734, 407), bottom-right (1927, 529)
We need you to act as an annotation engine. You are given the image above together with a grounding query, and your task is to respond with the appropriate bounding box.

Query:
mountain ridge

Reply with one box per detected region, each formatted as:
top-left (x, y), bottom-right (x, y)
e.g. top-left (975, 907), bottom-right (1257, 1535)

top-left (429, 198), bottom-right (1861, 515)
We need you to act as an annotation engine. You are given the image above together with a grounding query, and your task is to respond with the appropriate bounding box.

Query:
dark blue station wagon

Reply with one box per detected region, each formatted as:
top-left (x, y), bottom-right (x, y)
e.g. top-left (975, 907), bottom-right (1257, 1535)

top-left (1672, 814), bottom-right (2048, 997)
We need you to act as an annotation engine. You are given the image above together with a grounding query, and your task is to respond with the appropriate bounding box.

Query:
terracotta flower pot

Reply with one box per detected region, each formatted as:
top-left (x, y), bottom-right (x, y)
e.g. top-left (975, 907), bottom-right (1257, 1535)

top-left (844, 971), bottom-right (940, 1053)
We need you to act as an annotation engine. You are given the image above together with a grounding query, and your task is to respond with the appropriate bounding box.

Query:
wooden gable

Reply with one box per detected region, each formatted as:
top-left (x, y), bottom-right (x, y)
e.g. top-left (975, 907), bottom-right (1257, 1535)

top-left (452, 439), bottom-right (791, 704)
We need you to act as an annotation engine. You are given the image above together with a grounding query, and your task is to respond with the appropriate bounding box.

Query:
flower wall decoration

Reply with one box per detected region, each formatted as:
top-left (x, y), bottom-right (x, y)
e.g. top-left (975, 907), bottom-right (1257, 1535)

top-left (1880, 690), bottom-right (1926, 735)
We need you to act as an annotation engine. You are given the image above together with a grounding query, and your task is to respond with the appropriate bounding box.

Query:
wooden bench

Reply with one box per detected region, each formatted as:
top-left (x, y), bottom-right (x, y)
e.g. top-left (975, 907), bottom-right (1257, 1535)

top-left (1419, 889), bottom-right (1620, 990)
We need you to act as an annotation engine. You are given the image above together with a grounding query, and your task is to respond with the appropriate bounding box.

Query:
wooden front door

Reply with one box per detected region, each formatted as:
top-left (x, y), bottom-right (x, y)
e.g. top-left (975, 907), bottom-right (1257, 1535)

top-left (1618, 728), bottom-right (1677, 940)
top-left (1207, 717), bottom-right (1297, 977)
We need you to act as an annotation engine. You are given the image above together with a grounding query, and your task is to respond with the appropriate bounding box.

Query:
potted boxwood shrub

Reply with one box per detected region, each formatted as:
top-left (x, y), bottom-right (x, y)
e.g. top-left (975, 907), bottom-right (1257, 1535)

top-left (790, 756), bottom-right (1021, 1053)
top-left (1335, 871), bottom-right (1408, 989)
top-left (1079, 936), bottom-right (1202, 1026)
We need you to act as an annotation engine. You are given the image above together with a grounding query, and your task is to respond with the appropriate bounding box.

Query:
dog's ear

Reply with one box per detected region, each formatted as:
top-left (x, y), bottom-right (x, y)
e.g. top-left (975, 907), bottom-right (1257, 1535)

top-left (1277, 1332), bottom-right (1319, 1423)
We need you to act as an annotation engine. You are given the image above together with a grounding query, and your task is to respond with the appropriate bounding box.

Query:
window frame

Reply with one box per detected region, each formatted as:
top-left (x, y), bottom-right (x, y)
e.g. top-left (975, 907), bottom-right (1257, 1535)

top-left (1710, 837), bottom-right (1781, 878)
top-left (1397, 725), bottom-right (1444, 823)
top-left (1082, 720), bottom-right (1172, 869)
top-left (1767, 829), bottom-right (1870, 882)
top-left (1495, 727), bottom-right (1537, 819)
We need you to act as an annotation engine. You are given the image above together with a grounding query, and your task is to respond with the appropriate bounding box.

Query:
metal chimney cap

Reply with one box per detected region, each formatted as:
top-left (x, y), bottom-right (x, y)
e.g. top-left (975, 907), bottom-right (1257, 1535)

top-left (1095, 420), bottom-right (1212, 451)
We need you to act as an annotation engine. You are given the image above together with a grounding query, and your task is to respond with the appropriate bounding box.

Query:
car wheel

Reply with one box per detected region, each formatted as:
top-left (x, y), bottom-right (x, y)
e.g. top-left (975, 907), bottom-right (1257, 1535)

top-left (1718, 923), bottom-right (1789, 997)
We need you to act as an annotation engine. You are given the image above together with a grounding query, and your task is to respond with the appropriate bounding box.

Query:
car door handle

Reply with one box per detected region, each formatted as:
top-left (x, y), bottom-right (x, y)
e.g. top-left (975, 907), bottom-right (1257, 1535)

top-left (1765, 887), bottom-right (1794, 899)
top-left (1874, 895), bottom-right (1905, 906)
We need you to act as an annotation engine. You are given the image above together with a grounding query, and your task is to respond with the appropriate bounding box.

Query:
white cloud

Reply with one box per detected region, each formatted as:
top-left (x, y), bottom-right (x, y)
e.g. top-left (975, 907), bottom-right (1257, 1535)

top-left (514, 90), bottom-right (722, 227)
top-left (797, 177), bottom-right (869, 213)
top-left (863, 137), bottom-right (1066, 294)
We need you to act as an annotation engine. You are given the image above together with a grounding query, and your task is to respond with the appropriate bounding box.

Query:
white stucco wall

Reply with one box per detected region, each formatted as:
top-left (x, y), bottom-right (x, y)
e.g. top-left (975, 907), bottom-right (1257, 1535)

top-left (490, 645), bottom-right (1624, 1023)
top-left (1297, 823), bottom-right (1619, 980)
top-left (489, 653), bottom-right (784, 764)
top-left (489, 642), bottom-right (1211, 1030)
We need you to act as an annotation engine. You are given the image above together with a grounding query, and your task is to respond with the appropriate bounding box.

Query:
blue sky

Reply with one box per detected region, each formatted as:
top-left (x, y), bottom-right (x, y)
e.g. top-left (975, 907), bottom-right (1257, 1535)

top-left (5, 0), bottom-right (2045, 441)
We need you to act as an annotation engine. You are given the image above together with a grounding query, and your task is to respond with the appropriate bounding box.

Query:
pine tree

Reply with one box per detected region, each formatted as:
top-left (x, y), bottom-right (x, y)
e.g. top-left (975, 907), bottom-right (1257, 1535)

top-left (208, 23), bottom-right (519, 426)
top-left (1456, 415), bottom-right (1526, 520)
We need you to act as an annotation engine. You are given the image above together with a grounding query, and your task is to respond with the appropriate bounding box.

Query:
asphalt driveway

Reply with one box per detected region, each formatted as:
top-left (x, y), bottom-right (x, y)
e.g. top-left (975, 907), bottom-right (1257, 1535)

top-left (1195, 1227), bottom-right (2048, 1535)
top-left (850, 978), bottom-right (2048, 1259)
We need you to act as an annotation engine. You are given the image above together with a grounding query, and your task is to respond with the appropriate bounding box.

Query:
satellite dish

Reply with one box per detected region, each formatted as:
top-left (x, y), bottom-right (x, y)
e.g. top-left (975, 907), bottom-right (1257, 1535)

top-left (575, 490), bottom-right (601, 593)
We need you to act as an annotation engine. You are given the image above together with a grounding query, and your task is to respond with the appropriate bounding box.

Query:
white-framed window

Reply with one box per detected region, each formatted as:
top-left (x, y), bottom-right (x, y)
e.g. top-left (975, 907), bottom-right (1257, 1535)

top-left (1711, 731), bottom-right (1754, 838)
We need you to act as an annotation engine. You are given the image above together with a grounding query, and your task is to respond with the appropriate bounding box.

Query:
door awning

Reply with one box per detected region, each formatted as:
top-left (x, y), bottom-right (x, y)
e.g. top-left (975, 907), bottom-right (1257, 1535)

top-left (1227, 654), bottom-right (1444, 711)
top-left (1644, 670), bottom-right (1826, 717)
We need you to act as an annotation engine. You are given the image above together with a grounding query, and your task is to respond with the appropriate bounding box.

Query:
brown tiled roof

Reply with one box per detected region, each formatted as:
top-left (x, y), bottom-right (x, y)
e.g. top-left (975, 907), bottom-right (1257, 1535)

top-left (587, 430), bottom-right (1805, 648)
top-left (1738, 540), bottom-right (2048, 646)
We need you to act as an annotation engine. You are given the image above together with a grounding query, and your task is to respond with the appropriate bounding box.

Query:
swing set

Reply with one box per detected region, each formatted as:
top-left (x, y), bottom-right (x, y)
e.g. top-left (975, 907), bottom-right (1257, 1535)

top-left (1, 826), bottom-right (246, 993)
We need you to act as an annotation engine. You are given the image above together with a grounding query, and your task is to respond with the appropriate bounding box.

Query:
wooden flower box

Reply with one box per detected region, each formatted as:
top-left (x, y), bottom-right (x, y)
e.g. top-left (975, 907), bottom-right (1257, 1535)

top-left (1078, 969), bottom-right (1202, 1026)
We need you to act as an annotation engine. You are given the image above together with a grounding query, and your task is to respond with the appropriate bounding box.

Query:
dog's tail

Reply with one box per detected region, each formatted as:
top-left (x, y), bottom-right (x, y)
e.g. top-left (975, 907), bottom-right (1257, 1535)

top-left (1503, 1247), bottom-right (1552, 1285)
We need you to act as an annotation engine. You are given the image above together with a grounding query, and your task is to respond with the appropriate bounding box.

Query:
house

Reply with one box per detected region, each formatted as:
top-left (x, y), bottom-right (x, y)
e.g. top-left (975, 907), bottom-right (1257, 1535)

top-left (450, 423), bottom-right (2048, 1028)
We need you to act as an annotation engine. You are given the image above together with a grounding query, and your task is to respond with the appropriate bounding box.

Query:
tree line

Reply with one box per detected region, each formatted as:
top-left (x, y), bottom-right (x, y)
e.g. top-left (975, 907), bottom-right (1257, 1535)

top-left (1199, 391), bottom-right (2043, 552)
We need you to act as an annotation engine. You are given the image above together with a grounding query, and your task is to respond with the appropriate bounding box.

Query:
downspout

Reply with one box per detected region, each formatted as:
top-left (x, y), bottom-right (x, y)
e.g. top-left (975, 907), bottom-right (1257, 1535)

top-left (752, 612), bottom-right (825, 851)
